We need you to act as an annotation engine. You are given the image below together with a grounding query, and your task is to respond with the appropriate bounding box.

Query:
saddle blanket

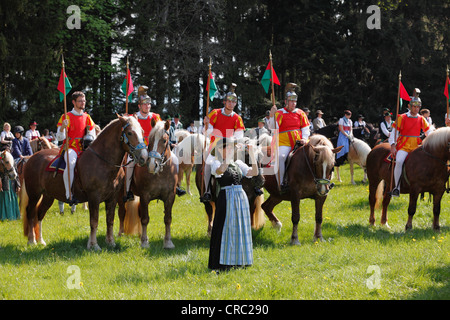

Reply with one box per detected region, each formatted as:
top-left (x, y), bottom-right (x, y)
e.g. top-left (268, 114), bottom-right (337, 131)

top-left (45, 155), bottom-right (66, 173)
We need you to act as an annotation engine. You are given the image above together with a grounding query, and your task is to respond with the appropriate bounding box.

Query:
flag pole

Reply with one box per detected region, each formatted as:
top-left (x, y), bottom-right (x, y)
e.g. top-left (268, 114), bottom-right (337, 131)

top-left (269, 50), bottom-right (281, 190)
top-left (62, 53), bottom-right (72, 202)
top-left (389, 70), bottom-right (402, 193)
top-left (446, 65), bottom-right (449, 120)
top-left (126, 57), bottom-right (129, 115)
top-left (201, 57), bottom-right (212, 197)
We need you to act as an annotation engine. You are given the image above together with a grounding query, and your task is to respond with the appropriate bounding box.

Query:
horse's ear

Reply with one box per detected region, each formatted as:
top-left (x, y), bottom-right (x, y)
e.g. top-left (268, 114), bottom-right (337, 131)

top-left (151, 118), bottom-right (157, 129)
top-left (164, 120), bottom-right (171, 131)
top-left (332, 145), bottom-right (344, 154)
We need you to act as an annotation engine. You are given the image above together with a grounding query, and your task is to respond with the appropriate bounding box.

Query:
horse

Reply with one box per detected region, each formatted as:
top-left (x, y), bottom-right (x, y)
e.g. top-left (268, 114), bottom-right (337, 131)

top-left (0, 150), bottom-right (18, 190)
top-left (174, 130), bottom-right (198, 195)
top-left (118, 120), bottom-right (179, 249)
top-left (19, 115), bottom-right (148, 249)
top-left (334, 137), bottom-right (371, 184)
top-left (193, 136), bottom-right (266, 237)
top-left (29, 136), bottom-right (57, 154)
top-left (367, 127), bottom-right (450, 231)
top-left (261, 135), bottom-right (343, 245)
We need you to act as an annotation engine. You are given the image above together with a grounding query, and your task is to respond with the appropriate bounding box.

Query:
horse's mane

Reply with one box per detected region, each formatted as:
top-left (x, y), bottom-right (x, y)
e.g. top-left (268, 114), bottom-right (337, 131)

top-left (351, 137), bottom-right (371, 164)
top-left (148, 120), bottom-right (166, 142)
top-left (423, 127), bottom-right (450, 154)
top-left (307, 134), bottom-right (335, 165)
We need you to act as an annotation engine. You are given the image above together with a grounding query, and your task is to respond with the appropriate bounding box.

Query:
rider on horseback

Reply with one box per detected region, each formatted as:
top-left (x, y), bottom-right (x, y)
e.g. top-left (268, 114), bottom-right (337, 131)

top-left (200, 83), bottom-right (245, 203)
top-left (268, 83), bottom-right (310, 193)
top-left (389, 93), bottom-right (433, 197)
top-left (56, 91), bottom-right (96, 205)
top-left (124, 86), bottom-right (185, 202)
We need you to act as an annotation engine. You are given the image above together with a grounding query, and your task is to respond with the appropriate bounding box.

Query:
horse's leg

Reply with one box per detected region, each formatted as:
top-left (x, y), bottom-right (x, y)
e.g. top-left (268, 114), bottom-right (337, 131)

top-left (205, 201), bottom-right (214, 237)
top-left (186, 168), bottom-right (192, 195)
top-left (26, 198), bottom-right (40, 245)
top-left (405, 191), bottom-right (419, 231)
top-left (313, 196), bottom-right (326, 242)
top-left (104, 199), bottom-right (116, 248)
top-left (36, 195), bottom-right (54, 246)
top-left (335, 167), bottom-right (342, 182)
top-left (350, 161), bottom-right (355, 185)
top-left (362, 168), bottom-right (368, 184)
top-left (117, 199), bottom-right (126, 237)
top-left (290, 197), bottom-right (301, 245)
top-left (87, 201), bottom-right (101, 251)
top-left (261, 195), bottom-right (283, 231)
top-left (139, 199), bottom-right (150, 248)
top-left (163, 194), bottom-right (176, 249)
top-left (368, 178), bottom-right (382, 226)
top-left (431, 192), bottom-right (443, 232)
top-left (380, 189), bottom-right (391, 228)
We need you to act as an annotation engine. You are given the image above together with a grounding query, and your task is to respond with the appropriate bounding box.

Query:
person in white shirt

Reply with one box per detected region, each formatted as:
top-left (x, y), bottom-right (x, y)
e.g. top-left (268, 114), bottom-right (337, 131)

top-left (312, 110), bottom-right (326, 132)
top-left (0, 122), bottom-right (14, 151)
top-left (379, 111), bottom-right (392, 142)
top-left (25, 121), bottom-right (41, 141)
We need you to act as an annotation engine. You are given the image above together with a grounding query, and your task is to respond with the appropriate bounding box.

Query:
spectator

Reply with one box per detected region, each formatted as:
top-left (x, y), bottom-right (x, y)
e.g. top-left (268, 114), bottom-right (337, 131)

top-left (25, 120), bottom-right (41, 141)
top-left (0, 122), bottom-right (14, 151)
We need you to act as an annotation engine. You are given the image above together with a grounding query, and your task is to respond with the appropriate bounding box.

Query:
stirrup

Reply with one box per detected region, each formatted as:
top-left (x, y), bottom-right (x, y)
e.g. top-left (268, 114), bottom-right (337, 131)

top-left (200, 192), bottom-right (212, 203)
top-left (176, 186), bottom-right (186, 197)
top-left (389, 188), bottom-right (400, 198)
top-left (123, 191), bottom-right (134, 203)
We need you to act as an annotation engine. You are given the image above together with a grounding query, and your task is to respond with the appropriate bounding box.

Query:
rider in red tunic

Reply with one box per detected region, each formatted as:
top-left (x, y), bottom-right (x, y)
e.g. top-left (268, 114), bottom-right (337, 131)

top-left (124, 86), bottom-right (185, 202)
top-left (56, 91), bottom-right (96, 205)
top-left (200, 83), bottom-right (245, 202)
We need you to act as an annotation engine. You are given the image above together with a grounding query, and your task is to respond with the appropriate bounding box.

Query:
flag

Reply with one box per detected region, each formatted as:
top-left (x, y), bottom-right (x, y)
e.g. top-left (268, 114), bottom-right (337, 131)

top-left (261, 61), bottom-right (280, 94)
top-left (444, 76), bottom-right (449, 102)
top-left (121, 69), bottom-right (134, 102)
top-left (399, 81), bottom-right (410, 107)
top-left (57, 68), bottom-right (72, 102)
top-left (206, 70), bottom-right (217, 101)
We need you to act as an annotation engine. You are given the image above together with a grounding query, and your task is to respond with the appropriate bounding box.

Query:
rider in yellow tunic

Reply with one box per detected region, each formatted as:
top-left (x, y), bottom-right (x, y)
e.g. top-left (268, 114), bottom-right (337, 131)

top-left (389, 96), bottom-right (432, 197)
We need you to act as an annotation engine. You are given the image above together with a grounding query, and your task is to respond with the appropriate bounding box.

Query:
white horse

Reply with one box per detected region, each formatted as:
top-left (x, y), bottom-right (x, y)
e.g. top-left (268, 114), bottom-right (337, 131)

top-left (335, 137), bottom-right (371, 184)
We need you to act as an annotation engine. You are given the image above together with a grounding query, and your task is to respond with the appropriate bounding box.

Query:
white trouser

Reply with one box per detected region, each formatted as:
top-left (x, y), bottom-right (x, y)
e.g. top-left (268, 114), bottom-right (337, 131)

top-left (125, 151), bottom-right (179, 192)
top-left (393, 149), bottom-right (408, 192)
top-left (203, 153), bottom-right (215, 193)
top-left (276, 146), bottom-right (292, 185)
top-left (63, 148), bottom-right (77, 199)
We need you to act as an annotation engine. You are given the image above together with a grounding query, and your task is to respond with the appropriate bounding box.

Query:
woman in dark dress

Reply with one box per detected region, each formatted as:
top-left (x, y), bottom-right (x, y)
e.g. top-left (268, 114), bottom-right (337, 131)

top-left (208, 138), bottom-right (258, 271)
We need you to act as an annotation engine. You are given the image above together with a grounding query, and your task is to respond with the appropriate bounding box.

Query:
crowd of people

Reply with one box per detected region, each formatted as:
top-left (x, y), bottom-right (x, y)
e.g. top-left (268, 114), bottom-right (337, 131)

top-left (1, 82), bottom-right (449, 273)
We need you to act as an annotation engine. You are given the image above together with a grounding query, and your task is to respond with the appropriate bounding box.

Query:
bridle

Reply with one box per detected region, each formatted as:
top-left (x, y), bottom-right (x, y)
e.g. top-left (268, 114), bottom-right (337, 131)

top-left (148, 129), bottom-right (171, 172)
top-left (303, 146), bottom-right (334, 196)
top-left (0, 151), bottom-right (16, 180)
top-left (120, 122), bottom-right (147, 164)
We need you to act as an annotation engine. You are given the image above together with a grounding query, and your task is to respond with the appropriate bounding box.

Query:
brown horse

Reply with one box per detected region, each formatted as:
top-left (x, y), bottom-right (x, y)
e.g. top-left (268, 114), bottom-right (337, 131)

top-left (20, 115), bottom-right (148, 249)
top-left (118, 120), bottom-right (179, 249)
top-left (367, 127), bottom-right (450, 231)
top-left (29, 136), bottom-right (57, 154)
top-left (262, 135), bottom-right (343, 245)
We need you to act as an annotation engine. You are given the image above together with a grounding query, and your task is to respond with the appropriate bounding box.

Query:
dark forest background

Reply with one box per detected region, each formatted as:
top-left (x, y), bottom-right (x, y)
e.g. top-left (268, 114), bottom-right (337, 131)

top-left (0, 0), bottom-right (449, 131)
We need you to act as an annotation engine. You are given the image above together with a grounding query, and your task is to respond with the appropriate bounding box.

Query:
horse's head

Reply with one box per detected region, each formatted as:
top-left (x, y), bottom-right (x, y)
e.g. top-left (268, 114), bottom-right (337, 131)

top-left (307, 135), bottom-right (343, 196)
top-left (422, 127), bottom-right (450, 162)
top-left (0, 150), bottom-right (17, 181)
top-left (147, 120), bottom-right (171, 174)
top-left (118, 115), bottom-right (148, 166)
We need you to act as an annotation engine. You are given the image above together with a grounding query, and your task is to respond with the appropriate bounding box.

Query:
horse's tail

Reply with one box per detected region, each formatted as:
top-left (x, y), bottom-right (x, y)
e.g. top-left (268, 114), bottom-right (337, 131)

top-left (252, 193), bottom-right (265, 230)
top-left (20, 180), bottom-right (42, 237)
top-left (20, 180), bottom-right (29, 236)
top-left (374, 180), bottom-right (385, 210)
top-left (123, 196), bottom-right (142, 235)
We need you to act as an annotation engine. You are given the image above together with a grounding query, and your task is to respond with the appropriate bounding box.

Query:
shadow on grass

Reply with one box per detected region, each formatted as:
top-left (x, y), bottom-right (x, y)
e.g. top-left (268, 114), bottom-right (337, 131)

top-left (407, 265), bottom-right (450, 300)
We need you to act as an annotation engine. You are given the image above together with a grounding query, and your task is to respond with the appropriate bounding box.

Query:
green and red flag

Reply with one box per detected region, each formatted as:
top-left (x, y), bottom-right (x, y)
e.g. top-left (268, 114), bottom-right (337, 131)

top-left (57, 68), bottom-right (72, 102)
top-left (261, 61), bottom-right (280, 94)
top-left (121, 69), bottom-right (134, 102)
top-left (444, 74), bottom-right (449, 102)
top-left (206, 70), bottom-right (217, 101)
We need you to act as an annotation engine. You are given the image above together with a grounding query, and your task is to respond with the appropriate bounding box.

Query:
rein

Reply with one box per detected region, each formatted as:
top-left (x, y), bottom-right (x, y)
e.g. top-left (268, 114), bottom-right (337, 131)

top-left (86, 147), bottom-right (132, 168)
top-left (302, 146), bottom-right (334, 190)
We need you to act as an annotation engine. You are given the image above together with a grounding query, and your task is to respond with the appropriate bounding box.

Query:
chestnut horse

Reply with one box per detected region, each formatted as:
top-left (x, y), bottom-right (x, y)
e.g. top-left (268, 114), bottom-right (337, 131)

top-left (262, 135), bottom-right (343, 245)
top-left (118, 120), bottom-right (179, 249)
top-left (367, 127), bottom-right (450, 231)
top-left (20, 115), bottom-right (148, 249)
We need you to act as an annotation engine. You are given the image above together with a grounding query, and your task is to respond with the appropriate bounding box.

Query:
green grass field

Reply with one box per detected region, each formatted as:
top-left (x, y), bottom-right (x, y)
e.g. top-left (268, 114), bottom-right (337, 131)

top-left (0, 165), bottom-right (448, 300)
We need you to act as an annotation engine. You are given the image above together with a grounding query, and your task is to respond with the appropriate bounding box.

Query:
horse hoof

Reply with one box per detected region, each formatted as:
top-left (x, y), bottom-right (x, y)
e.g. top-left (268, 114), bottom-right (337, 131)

top-left (141, 241), bottom-right (149, 249)
top-left (38, 239), bottom-right (47, 246)
top-left (313, 236), bottom-right (324, 243)
top-left (290, 239), bottom-right (301, 246)
top-left (87, 243), bottom-right (101, 251)
top-left (381, 223), bottom-right (391, 229)
top-left (164, 240), bottom-right (175, 249)
top-left (27, 240), bottom-right (37, 246)
top-left (271, 221), bottom-right (282, 232)
top-left (106, 240), bottom-right (116, 248)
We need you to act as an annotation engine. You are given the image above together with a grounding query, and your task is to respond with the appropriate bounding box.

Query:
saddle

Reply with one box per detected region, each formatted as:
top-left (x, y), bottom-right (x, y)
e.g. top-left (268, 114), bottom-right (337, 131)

top-left (284, 140), bottom-right (306, 174)
top-left (384, 152), bottom-right (411, 186)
